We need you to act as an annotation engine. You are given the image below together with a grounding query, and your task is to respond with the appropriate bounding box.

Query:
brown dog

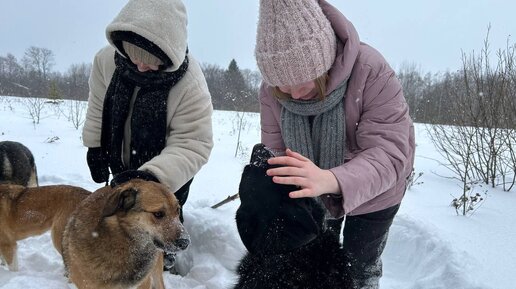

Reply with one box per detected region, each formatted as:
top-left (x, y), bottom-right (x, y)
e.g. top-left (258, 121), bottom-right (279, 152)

top-left (0, 184), bottom-right (90, 271)
top-left (61, 179), bottom-right (190, 289)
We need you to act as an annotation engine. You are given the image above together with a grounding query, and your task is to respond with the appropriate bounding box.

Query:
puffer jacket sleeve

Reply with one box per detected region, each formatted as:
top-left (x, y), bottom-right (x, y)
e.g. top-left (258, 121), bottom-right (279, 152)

top-left (82, 46), bottom-right (115, 148)
top-left (139, 58), bottom-right (214, 192)
top-left (329, 52), bottom-right (413, 215)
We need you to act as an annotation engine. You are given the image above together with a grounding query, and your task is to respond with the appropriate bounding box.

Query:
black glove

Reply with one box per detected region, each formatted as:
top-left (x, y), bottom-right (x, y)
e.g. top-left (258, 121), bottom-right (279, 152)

top-left (86, 147), bottom-right (109, 184)
top-left (110, 170), bottom-right (159, 188)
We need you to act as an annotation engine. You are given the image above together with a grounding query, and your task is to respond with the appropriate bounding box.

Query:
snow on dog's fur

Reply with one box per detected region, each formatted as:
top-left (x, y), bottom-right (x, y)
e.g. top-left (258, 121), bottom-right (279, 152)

top-left (0, 184), bottom-right (90, 271)
top-left (61, 179), bottom-right (190, 289)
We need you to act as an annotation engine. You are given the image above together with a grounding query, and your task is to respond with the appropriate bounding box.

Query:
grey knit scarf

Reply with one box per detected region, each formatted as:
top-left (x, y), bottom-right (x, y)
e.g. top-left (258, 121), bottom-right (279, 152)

top-left (279, 80), bottom-right (348, 170)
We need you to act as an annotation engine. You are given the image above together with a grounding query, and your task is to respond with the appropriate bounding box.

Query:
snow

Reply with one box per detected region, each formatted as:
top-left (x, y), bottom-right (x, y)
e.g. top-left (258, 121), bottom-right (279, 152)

top-left (0, 95), bottom-right (515, 289)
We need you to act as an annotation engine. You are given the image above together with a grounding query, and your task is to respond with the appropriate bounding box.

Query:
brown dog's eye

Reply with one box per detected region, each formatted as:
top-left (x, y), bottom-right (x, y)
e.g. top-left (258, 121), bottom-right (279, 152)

top-left (153, 211), bottom-right (165, 219)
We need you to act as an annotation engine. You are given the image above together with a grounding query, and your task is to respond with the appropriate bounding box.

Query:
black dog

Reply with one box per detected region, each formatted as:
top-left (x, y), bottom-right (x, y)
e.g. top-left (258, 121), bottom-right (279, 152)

top-left (233, 143), bottom-right (349, 289)
top-left (0, 141), bottom-right (38, 187)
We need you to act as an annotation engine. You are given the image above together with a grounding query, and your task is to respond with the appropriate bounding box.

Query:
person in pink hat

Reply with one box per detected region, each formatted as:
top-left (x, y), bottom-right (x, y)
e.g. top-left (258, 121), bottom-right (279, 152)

top-left (255, 0), bottom-right (415, 287)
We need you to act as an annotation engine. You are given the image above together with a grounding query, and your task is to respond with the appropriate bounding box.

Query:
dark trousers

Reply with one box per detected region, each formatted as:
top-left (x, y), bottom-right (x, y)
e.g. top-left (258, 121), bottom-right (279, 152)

top-left (326, 204), bottom-right (400, 289)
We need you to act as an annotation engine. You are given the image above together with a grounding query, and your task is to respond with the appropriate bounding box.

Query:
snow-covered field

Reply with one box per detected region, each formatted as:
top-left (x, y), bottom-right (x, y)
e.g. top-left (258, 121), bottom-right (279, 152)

top-left (0, 96), bottom-right (514, 289)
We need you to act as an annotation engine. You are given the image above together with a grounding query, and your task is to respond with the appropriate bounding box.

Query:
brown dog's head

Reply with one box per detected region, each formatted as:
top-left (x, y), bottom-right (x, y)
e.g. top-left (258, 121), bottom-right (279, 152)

top-left (101, 179), bottom-right (190, 253)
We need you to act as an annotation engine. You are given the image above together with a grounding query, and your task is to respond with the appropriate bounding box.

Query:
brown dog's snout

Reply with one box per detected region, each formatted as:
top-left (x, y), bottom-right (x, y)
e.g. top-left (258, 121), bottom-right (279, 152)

top-left (164, 220), bottom-right (190, 252)
top-left (175, 224), bottom-right (190, 250)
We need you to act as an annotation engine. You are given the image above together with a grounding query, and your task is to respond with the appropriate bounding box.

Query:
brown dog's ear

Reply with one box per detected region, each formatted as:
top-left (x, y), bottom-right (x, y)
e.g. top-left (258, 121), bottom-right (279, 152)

top-left (102, 188), bottom-right (138, 217)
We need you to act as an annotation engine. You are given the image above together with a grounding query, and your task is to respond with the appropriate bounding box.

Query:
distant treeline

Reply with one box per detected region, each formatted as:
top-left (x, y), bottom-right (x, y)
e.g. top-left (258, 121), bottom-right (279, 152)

top-left (1, 36), bottom-right (516, 126)
top-left (0, 47), bottom-right (260, 112)
top-left (398, 40), bottom-right (516, 128)
top-left (0, 47), bottom-right (90, 103)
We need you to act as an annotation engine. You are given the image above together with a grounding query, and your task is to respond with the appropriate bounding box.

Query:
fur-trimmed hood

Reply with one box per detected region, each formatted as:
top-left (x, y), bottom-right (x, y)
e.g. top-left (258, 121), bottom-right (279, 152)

top-left (105, 0), bottom-right (188, 72)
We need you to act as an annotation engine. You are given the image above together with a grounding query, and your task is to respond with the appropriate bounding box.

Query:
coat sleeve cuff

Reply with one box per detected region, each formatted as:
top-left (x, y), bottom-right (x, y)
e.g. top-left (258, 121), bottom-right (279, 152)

top-left (320, 193), bottom-right (345, 219)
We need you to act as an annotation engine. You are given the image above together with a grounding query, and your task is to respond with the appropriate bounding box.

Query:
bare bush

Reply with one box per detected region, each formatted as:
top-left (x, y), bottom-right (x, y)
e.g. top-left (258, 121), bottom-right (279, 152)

top-left (65, 99), bottom-right (87, 130)
top-left (451, 189), bottom-right (486, 216)
top-left (406, 169), bottom-right (424, 190)
top-left (427, 123), bottom-right (477, 199)
top-left (23, 97), bottom-right (46, 124)
top-left (427, 28), bottom-right (516, 211)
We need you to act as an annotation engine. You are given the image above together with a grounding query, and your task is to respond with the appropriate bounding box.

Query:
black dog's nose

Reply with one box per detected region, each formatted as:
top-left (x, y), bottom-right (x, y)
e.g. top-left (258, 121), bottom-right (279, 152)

top-left (175, 238), bottom-right (190, 250)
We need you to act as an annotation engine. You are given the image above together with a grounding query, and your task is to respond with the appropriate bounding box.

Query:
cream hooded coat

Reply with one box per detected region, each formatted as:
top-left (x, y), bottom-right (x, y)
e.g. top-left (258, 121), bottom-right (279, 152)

top-left (82, 0), bottom-right (213, 192)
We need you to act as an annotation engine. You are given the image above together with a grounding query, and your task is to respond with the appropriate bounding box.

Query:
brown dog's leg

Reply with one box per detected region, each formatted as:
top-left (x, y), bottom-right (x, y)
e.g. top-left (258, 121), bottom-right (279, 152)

top-left (0, 241), bottom-right (18, 271)
top-left (68, 261), bottom-right (93, 289)
top-left (153, 253), bottom-right (166, 289)
top-left (50, 212), bottom-right (69, 256)
top-left (137, 253), bottom-right (165, 289)
top-left (138, 276), bottom-right (152, 289)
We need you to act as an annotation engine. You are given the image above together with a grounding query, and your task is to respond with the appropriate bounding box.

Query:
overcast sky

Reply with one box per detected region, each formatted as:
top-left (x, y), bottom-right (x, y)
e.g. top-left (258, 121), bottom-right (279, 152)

top-left (2, 0), bottom-right (515, 74)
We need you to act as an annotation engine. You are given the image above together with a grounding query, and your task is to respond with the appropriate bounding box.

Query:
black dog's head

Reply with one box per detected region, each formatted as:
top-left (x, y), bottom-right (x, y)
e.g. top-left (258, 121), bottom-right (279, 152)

top-left (236, 143), bottom-right (325, 255)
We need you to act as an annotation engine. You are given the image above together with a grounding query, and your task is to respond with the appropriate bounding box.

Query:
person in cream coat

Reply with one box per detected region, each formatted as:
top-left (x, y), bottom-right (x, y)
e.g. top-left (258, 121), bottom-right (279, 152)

top-left (82, 0), bottom-right (213, 271)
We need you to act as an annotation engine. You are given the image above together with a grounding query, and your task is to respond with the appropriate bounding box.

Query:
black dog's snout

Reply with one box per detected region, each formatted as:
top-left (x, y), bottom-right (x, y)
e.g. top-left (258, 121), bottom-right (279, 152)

top-left (175, 238), bottom-right (190, 250)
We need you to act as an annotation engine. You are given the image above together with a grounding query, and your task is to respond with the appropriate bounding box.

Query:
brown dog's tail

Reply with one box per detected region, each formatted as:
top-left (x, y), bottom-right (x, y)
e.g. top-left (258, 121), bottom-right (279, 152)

top-left (28, 162), bottom-right (38, 187)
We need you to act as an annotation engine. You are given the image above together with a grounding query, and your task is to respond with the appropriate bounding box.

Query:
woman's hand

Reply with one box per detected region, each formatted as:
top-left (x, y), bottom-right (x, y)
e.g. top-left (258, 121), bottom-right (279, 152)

top-left (266, 148), bottom-right (340, 198)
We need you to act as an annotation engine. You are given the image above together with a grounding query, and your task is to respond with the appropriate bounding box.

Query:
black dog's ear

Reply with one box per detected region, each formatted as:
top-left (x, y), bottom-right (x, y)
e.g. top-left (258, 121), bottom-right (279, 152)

top-left (236, 163), bottom-right (284, 254)
top-left (102, 187), bottom-right (138, 217)
top-left (236, 206), bottom-right (269, 255)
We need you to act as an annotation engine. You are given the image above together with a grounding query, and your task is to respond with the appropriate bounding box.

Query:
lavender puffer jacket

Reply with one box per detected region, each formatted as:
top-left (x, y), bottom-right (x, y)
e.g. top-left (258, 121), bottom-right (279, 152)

top-left (259, 0), bottom-right (415, 217)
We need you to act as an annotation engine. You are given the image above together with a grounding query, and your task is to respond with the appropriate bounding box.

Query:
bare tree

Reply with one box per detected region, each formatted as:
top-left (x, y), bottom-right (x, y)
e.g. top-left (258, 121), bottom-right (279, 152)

top-left (0, 54), bottom-right (25, 96)
top-left (397, 62), bottom-right (427, 121)
top-left (1, 53), bottom-right (23, 78)
top-left (241, 68), bottom-right (262, 93)
top-left (201, 62), bottom-right (225, 110)
top-left (22, 46), bottom-right (55, 80)
top-left (22, 46), bottom-right (55, 97)
top-left (65, 63), bottom-right (91, 101)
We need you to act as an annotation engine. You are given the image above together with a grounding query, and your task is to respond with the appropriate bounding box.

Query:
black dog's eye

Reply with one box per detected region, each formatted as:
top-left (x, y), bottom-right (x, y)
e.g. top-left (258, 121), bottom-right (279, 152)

top-left (153, 211), bottom-right (165, 219)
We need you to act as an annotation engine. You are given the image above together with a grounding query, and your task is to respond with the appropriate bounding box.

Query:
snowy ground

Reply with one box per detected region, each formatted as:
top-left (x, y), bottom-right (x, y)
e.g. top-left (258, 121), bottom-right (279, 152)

top-left (0, 96), bottom-right (514, 289)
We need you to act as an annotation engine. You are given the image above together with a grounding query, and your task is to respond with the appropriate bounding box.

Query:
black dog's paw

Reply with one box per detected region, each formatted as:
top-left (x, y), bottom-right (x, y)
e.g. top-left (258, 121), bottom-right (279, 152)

top-left (249, 143), bottom-right (275, 168)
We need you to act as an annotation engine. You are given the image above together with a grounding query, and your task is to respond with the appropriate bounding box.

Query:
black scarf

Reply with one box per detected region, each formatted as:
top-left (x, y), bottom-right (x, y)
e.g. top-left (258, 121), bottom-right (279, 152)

top-left (100, 52), bottom-right (189, 175)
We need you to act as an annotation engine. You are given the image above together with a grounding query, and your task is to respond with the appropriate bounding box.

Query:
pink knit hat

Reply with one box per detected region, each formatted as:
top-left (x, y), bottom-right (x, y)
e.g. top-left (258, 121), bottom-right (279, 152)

top-left (255, 0), bottom-right (337, 87)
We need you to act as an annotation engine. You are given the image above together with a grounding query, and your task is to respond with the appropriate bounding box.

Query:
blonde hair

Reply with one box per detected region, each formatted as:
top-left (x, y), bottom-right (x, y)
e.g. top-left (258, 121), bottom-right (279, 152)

top-left (272, 73), bottom-right (329, 100)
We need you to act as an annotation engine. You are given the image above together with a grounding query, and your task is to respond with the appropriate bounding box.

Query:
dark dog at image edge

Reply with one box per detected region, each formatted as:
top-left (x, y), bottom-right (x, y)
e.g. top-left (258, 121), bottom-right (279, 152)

top-left (233, 143), bottom-right (350, 289)
top-left (0, 184), bottom-right (90, 271)
top-left (60, 179), bottom-right (190, 289)
top-left (0, 141), bottom-right (38, 187)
